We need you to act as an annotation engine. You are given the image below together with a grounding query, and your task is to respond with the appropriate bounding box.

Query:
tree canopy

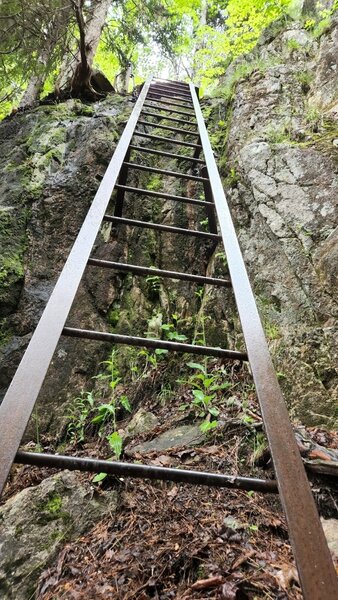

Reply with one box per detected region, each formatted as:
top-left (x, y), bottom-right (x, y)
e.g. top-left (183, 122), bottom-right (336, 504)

top-left (0, 0), bottom-right (336, 117)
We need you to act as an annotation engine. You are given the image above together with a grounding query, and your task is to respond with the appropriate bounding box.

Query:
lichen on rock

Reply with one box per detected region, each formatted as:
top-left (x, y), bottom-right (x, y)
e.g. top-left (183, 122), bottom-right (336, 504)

top-left (0, 471), bottom-right (118, 600)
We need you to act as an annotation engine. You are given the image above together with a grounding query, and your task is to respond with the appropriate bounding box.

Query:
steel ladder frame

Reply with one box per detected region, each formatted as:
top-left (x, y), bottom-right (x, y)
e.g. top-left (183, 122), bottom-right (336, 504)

top-left (0, 75), bottom-right (337, 599)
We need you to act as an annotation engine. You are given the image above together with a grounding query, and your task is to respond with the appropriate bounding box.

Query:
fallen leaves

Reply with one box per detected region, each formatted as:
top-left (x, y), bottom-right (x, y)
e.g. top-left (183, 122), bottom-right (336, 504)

top-left (191, 575), bottom-right (225, 590)
top-left (274, 563), bottom-right (300, 590)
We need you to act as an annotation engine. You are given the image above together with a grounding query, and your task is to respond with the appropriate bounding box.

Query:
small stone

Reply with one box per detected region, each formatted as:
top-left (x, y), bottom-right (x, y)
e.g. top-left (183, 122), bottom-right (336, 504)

top-left (321, 518), bottom-right (338, 559)
top-left (126, 409), bottom-right (159, 437)
top-left (126, 424), bottom-right (206, 455)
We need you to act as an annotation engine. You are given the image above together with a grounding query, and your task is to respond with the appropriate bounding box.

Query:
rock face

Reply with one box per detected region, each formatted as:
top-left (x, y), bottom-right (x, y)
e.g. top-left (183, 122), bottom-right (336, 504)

top-left (0, 471), bottom-right (118, 600)
top-left (209, 17), bottom-right (338, 425)
top-left (0, 96), bottom-right (133, 433)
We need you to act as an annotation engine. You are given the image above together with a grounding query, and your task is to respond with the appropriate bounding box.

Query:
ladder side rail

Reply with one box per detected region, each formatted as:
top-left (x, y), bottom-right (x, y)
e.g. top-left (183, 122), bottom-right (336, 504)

top-left (0, 76), bottom-right (153, 496)
top-left (189, 83), bottom-right (338, 600)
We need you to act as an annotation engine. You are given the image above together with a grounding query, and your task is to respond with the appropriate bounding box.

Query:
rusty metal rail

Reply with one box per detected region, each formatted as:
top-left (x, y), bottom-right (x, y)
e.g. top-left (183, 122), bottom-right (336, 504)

top-left (0, 76), bottom-right (337, 599)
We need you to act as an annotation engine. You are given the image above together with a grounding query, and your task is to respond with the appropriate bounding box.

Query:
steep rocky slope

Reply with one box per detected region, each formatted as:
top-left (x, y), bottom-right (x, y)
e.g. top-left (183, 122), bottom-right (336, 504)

top-left (208, 17), bottom-right (338, 425)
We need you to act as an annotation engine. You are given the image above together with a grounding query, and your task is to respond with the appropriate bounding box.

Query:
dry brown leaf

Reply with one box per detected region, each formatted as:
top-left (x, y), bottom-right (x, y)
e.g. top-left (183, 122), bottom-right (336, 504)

top-left (191, 575), bottom-right (225, 590)
top-left (151, 454), bottom-right (173, 466)
top-left (221, 580), bottom-right (239, 599)
top-left (275, 563), bottom-right (299, 589)
top-left (231, 549), bottom-right (255, 570)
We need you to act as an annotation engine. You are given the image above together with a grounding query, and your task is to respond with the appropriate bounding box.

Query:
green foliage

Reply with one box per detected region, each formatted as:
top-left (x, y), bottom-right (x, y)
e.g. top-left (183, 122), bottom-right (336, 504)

top-left (161, 319), bottom-right (188, 342)
top-left (45, 493), bottom-right (62, 514)
top-left (194, 0), bottom-right (292, 90)
top-left (264, 320), bottom-right (281, 341)
top-left (66, 391), bottom-right (95, 444)
top-left (145, 268), bottom-right (161, 296)
top-left (146, 173), bottom-right (163, 191)
top-left (93, 349), bottom-right (131, 433)
top-left (296, 69), bottom-right (313, 91)
top-left (179, 361), bottom-right (232, 432)
top-left (92, 418), bottom-right (125, 484)
top-left (303, 2), bottom-right (338, 38)
top-left (264, 123), bottom-right (291, 144)
top-left (286, 38), bottom-right (302, 51)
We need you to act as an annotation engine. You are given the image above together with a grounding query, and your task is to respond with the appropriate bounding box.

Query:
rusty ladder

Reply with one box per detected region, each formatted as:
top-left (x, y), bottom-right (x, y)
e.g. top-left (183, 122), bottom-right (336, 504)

top-left (0, 76), bottom-right (337, 599)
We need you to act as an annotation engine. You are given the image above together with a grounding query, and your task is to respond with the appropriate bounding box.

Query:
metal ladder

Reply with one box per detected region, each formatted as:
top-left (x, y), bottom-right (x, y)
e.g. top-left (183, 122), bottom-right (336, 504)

top-left (0, 76), bottom-right (337, 599)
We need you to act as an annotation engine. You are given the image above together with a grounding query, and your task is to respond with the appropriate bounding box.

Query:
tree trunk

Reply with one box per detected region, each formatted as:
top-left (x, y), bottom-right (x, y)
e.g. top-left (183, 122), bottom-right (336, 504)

top-left (192, 0), bottom-right (208, 85)
top-left (19, 44), bottom-right (52, 109)
top-left (57, 0), bottom-right (111, 95)
top-left (124, 63), bottom-right (132, 94)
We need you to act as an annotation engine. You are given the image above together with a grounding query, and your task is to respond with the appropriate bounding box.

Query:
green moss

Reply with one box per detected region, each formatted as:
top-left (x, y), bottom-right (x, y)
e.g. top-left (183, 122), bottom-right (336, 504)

top-left (45, 493), bottom-right (63, 514)
top-left (0, 211), bottom-right (26, 313)
top-left (0, 319), bottom-right (12, 346)
top-left (0, 255), bottom-right (24, 289)
top-left (73, 102), bottom-right (94, 117)
top-left (147, 173), bottom-right (163, 192)
top-left (108, 307), bottom-right (120, 327)
top-left (37, 492), bottom-right (72, 525)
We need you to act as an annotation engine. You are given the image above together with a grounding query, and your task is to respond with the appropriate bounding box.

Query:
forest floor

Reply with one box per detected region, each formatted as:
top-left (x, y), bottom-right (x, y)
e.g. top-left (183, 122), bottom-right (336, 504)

top-left (4, 359), bottom-right (338, 599)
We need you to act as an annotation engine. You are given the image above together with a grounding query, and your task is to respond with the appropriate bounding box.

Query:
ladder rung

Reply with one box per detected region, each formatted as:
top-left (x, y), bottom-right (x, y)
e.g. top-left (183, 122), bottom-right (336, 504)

top-left (62, 326), bottom-right (248, 360)
top-left (123, 161), bottom-right (207, 182)
top-left (103, 215), bottom-right (221, 240)
top-left (87, 258), bottom-right (231, 287)
top-left (141, 110), bottom-right (195, 126)
top-left (148, 90), bottom-right (192, 103)
top-left (137, 120), bottom-right (199, 136)
top-left (153, 83), bottom-right (190, 94)
top-left (147, 95), bottom-right (194, 110)
top-left (129, 145), bottom-right (205, 164)
top-left (114, 184), bottom-right (210, 207)
top-left (134, 131), bottom-right (201, 148)
top-left (153, 77), bottom-right (189, 87)
top-left (151, 81), bottom-right (190, 91)
top-left (149, 86), bottom-right (192, 100)
top-left (15, 451), bottom-right (277, 493)
top-left (143, 103), bottom-right (195, 118)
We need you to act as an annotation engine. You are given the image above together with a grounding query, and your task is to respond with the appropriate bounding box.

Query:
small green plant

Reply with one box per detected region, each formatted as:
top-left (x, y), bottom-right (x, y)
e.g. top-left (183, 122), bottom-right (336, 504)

top-left (147, 173), bottom-right (162, 191)
top-left (251, 431), bottom-right (268, 465)
top-left (264, 124), bottom-right (291, 144)
top-left (92, 394), bottom-right (131, 430)
top-left (225, 167), bottom-right (239, 188)
top-left (199, 218), bottom-right (209, 231)
top-left (286, 38), bottom-right (301, 51)
top-left (264, 321), bottom-right (280, 341)
top-left (146, 267), bottom-right (161, 296)
top-left (92, 349), bottom-right (131, 434)
top-left (179, 361), bottom-right (232, 432)
top-left (66, 391), bottom-right (95, 443)
top-left (296, 70), bottom-right (313, 92)
top-left (92, 431), bottom-right (124, 483)
top-left (161, 321), bottom-right (187, 342)
top-left (215, 251), bottom-right (227, 267)
top-left (305, 107), bottom-right (321, 126)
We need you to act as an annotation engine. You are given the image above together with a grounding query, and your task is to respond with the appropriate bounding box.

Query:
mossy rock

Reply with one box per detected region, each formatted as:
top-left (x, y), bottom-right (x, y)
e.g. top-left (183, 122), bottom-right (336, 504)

top-left (0, 471), bottom-right (118, 600)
